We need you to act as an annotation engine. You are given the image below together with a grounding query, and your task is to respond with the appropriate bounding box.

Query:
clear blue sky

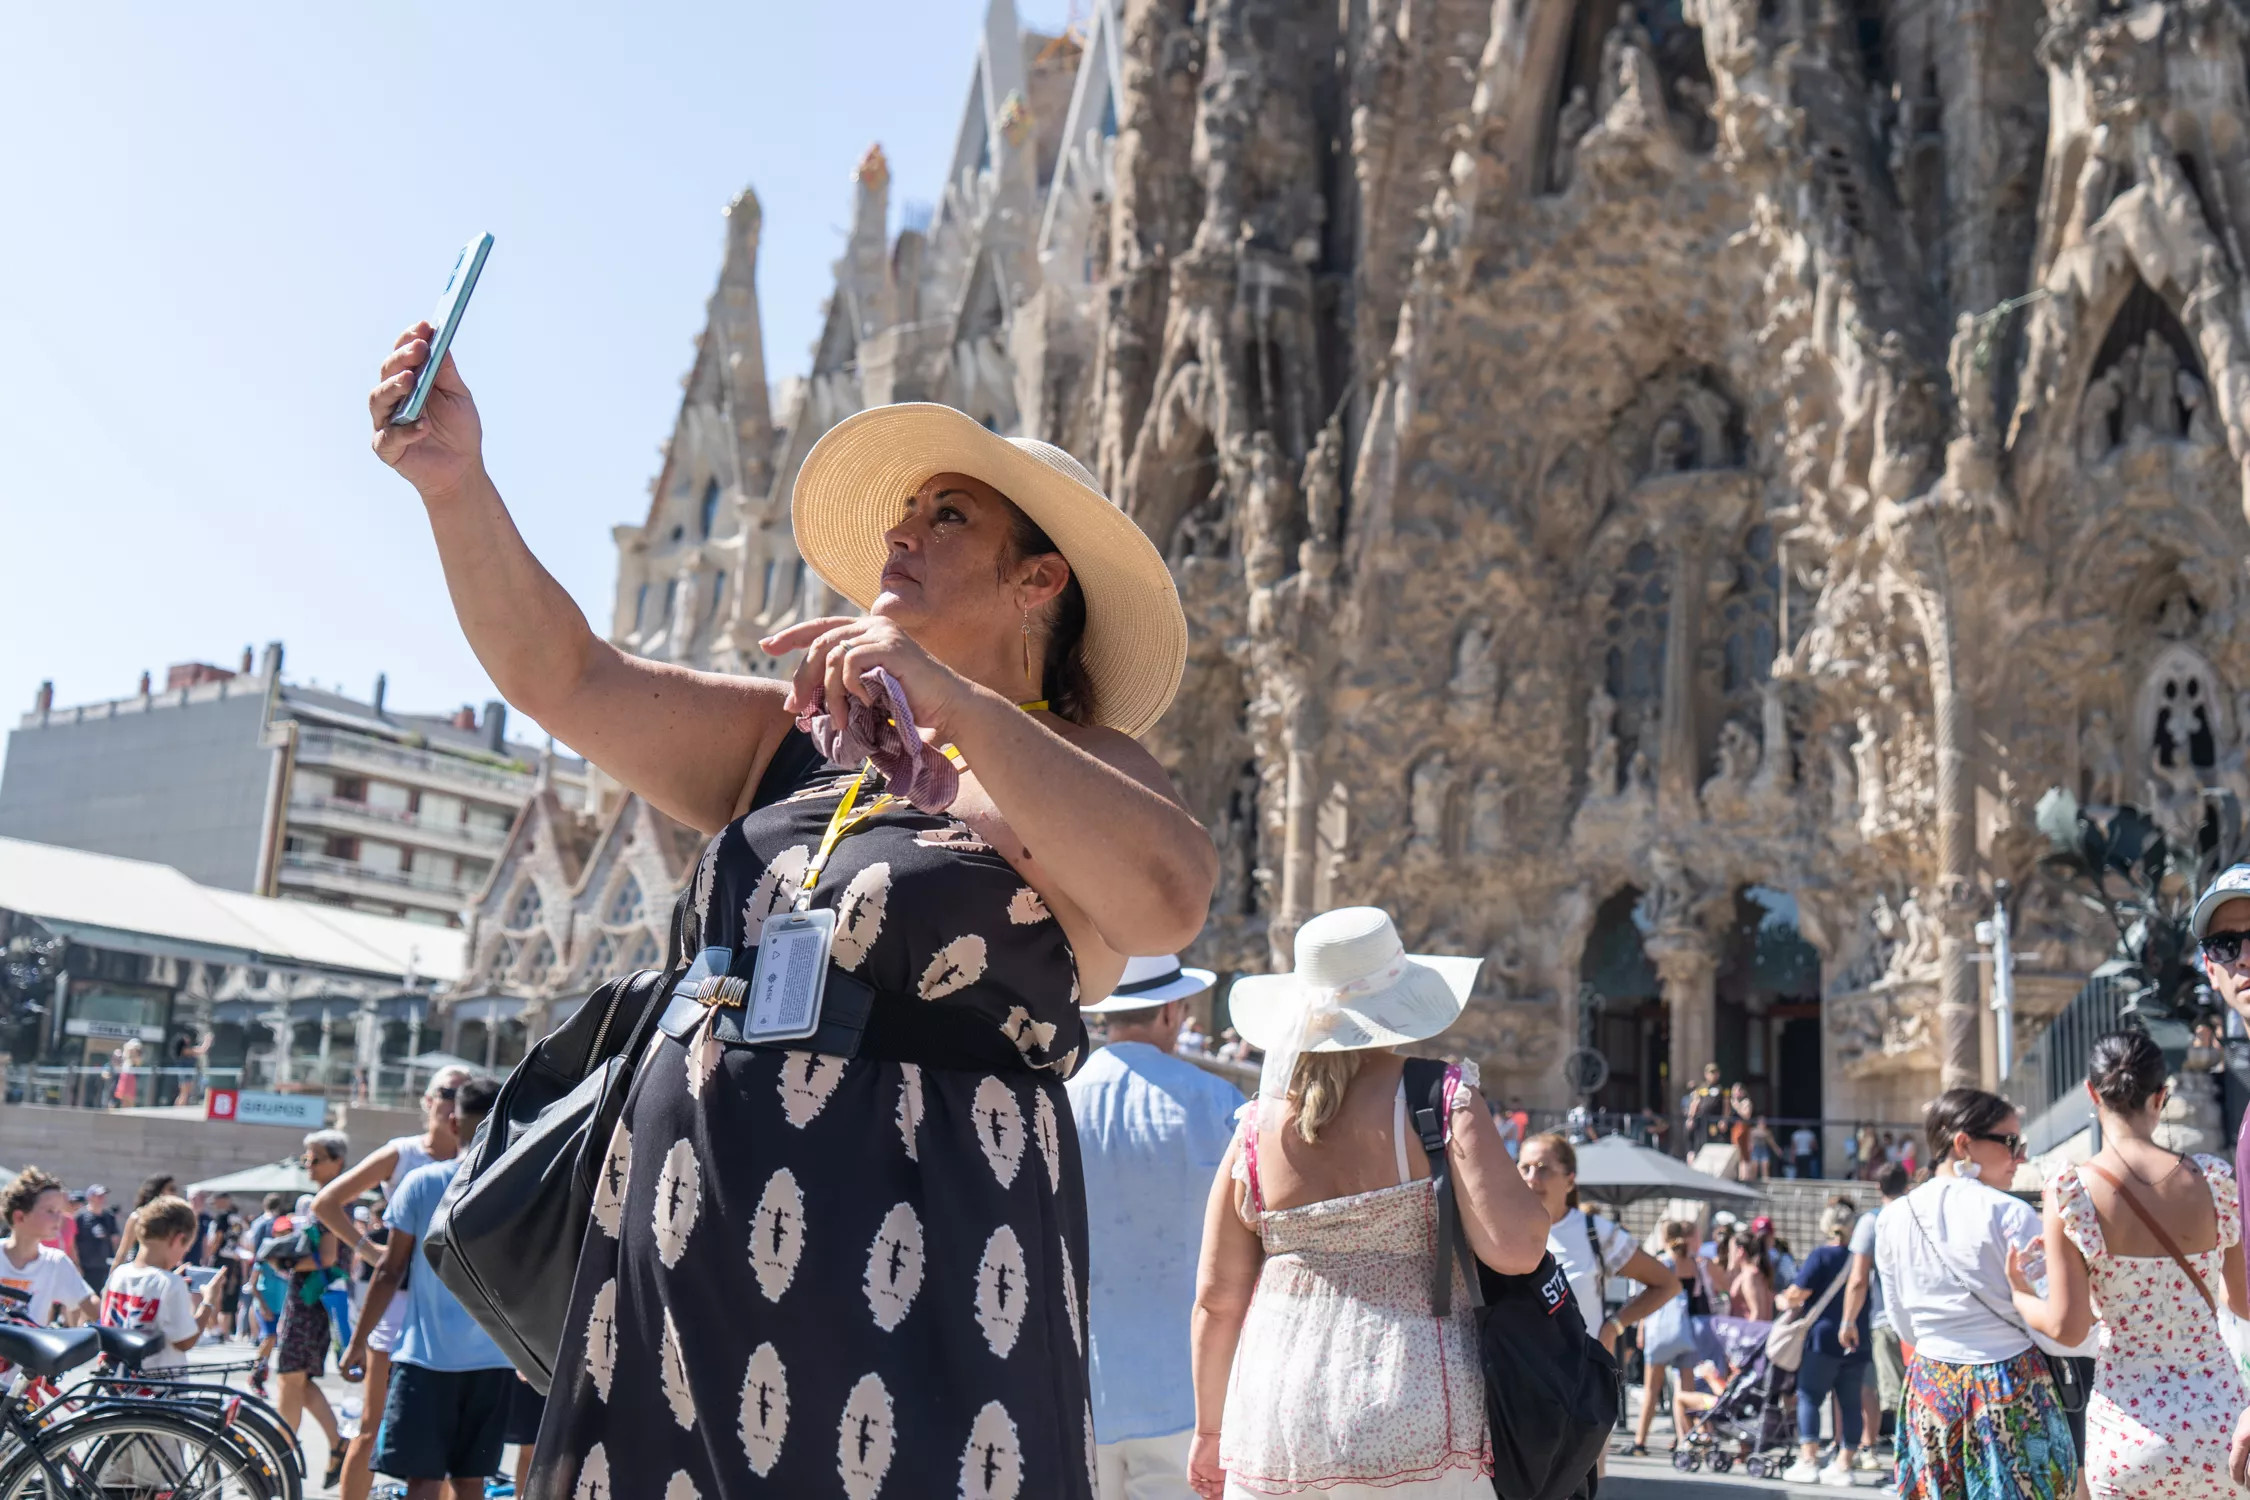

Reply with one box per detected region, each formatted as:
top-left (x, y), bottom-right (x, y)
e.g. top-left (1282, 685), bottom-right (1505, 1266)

top-left (1, 2), bottom-right (1069, 748)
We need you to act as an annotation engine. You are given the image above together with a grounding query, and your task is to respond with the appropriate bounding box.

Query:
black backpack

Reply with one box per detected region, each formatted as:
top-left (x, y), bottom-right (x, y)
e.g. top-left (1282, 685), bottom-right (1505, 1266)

top-left (1402, 1058), bottom-right (1617, 1500)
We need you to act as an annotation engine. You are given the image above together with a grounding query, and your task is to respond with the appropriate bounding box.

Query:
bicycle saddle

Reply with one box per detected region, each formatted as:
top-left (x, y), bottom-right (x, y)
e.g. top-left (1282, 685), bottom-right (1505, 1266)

top-left (94, 1325), bottom-right (169, 1369)
top-left (0, 1324), bottom-right (100, 1378)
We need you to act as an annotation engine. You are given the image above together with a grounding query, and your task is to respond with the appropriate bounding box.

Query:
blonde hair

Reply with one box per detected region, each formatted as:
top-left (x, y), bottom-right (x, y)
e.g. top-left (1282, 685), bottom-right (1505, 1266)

top-left (1289, 1052), bottom-right (1363, 1144)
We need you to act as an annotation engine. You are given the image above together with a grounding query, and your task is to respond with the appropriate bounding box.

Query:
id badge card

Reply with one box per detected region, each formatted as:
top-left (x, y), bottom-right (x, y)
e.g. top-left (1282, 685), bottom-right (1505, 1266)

top-left (746, 908), bottom-right (835, 1042)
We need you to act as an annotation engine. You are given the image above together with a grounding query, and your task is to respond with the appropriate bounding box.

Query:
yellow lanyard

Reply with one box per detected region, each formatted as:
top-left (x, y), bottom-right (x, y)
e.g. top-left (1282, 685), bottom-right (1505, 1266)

top-left (800, 699), bottom-right (1050, 901)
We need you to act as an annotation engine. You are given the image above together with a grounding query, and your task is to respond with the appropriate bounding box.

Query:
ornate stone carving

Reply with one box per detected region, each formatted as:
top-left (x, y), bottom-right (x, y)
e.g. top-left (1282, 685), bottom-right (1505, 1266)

top-left (1586, 683), bottom-right (1621, 796)
top-left (1466, 770), bottom-right (1509, 857)
top-left (1409, 754), bottom-right (1453, 852)
top-left (2082, 707), bottom-right (2124, 805)
top-left (1449, 619), bottom-right (1501, 724)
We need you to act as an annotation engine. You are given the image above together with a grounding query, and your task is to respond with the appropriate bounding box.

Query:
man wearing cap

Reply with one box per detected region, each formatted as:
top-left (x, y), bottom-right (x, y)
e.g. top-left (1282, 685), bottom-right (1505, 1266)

top-left (1067, 955), bottom-right (1244, 1500)
top-left (2195, 864), bottom-right (2250, 1485)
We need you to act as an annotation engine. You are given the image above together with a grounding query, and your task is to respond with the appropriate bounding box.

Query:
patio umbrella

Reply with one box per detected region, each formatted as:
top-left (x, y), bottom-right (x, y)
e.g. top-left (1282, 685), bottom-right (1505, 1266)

top-left (403, 1051), bottom-right (480, 1073)
top-left (187, 1159), bottom-right (318, 1198)
top-left (1568, 1135), bottom-right (1765, 1207)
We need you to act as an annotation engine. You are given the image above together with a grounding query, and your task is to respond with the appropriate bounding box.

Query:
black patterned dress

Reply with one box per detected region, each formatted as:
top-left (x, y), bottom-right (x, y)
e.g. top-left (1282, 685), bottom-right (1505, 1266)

top-left (532, 733), bottom-right (1094, 1500)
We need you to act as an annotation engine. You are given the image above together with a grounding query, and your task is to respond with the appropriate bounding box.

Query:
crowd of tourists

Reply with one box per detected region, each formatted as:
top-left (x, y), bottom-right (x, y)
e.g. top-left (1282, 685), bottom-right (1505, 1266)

top-left (344, 326), bottom-right (2250, 1500)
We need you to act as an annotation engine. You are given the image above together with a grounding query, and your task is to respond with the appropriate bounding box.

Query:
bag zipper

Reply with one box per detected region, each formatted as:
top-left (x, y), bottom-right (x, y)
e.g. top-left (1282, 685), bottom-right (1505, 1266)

top-left (584, 975), bottom-right (636, 1068)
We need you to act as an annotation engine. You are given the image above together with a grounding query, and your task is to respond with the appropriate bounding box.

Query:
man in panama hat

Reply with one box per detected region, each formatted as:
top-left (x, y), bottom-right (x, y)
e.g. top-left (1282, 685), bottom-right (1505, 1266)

top-left (1067, 956), bottom-right (1245, 1500)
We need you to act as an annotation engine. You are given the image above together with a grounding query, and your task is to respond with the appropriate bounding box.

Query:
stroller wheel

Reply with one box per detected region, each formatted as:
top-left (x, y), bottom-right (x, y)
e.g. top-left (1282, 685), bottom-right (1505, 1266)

top-left (1672, 1450), bottom-right (1701, 1472)
top-left (1709, 1453), bottom-right (1733, 1473)
top-left (1744, 1457), bottom-right (1770, 1479)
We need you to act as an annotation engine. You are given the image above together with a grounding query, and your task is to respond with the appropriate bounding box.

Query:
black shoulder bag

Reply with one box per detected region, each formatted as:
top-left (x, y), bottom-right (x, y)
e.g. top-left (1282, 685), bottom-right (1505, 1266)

top-left (1402, 1058), bottom-right (1618, 1500)
top-left (424, 886), bottom-right (692, 1392)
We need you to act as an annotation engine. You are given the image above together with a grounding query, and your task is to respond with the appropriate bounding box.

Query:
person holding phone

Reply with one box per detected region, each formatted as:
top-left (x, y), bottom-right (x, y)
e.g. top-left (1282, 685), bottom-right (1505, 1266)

top-left (370, 319), bottom-right (1214, 1498)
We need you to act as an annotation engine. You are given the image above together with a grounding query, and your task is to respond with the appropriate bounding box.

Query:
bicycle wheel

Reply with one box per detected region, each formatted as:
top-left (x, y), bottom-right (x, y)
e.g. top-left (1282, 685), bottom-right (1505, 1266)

top-left (0, 1406), bottom-right (277, 1500)
top-left (78, 1385), bottom-right (302, 1500)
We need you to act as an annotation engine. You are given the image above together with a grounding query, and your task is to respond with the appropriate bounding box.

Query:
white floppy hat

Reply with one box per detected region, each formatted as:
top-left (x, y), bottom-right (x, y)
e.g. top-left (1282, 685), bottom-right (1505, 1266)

top-left (791, 403), bottom-right (1188, 740)
top-left (1085, 954), bottom-right (1217, 1014)
top-left (1228, 907), bottom-right (1482, 1055)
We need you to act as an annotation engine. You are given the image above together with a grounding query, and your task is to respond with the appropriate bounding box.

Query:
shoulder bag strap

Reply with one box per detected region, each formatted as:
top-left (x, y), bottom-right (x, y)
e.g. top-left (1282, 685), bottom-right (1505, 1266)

top-left (2078, 1158), bottom-right (2217, 1311)
top-left (1905, 1192), bottom-right (2040, 1335)
top-left (1404, 1058), bottom-right (1482, 1318)
top-left (1799, 1254), bottom-right (1850, 1321)
top-left (1584, 1213), bottom-right (1608, 1311)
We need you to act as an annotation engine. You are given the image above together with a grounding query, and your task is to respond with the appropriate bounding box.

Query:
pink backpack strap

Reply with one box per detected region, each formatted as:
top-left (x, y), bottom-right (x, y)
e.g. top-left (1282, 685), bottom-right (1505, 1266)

top-left (1241, 1098), bottom-right (1267, 1215)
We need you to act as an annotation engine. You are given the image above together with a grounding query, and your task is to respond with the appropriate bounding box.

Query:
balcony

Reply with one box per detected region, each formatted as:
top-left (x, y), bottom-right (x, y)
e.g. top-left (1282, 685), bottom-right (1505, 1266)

top-left (277, 851), bottom-right (474, 917)
top-left (294, 728), bottom-right (535, 799)
top-left (287, 794), bottom-right (510, 859)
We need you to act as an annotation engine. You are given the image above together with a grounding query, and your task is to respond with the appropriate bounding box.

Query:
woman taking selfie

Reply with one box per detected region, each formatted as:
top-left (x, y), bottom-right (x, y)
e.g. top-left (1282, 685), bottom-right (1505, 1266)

top-left (1186, 907), bottom-right (1551, 1498)
top-left (372, 329), bottom-right (1215, 1498)
top-left (2005, 1030), bottom-right (2248, 1499)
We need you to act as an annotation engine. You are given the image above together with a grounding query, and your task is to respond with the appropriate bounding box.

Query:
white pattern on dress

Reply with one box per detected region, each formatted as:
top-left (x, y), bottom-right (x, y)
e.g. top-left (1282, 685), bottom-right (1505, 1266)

top-left (590, 1121), bottom-right (630, 1238)
top-left (653, 1138), bottom-right (701, 1269)
top-left (2054, 1155), bottom-right (2249, 1499)
top-left (584, 1278), bottom-right (619, 1402)
top-left (685, 1010), bottom-right (722, 1099)
top-left (960, 1400), bottom-right (1024, 1500)
top-left (572, 1443), bottom-right (610, 1500)
top-left (972, 1077), bottom-right (1026, 1186)
top-left (778, 1052), bottom-right (847, 1128)
top-left (751, 1167), bottom-right (807, 1302)
top-left (837, 1372), bottom-right (897, 1500)
top-left (864, 1202), bottom-right (926, 1332)
top-left (896, 1063), bottom-right (925, 1161)
top-left (1007, 887), bottom-right (1050, 925)
top-left (975, 1225), bottom-right (1030, 1357)
top-left (739, 1341), bottom-right (789, 1477)
top-left (920, 933), bottom-right (990, 999)
top-left (832, 862), bottom-right (892, 970)
top-left (662, 1472), bottom-right (697, 1500)
top-left (744, 844), bottom-right (811, 924)
top-left (1032, 1089), bottom-right (1062, 1193)
top-left (1059, 1229), bottom-right (1082, 1356)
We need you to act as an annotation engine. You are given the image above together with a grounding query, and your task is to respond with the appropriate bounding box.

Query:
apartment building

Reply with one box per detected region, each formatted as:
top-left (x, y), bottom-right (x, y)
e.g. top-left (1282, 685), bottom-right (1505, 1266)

top-left (0, 644), bottom-right (585, 927)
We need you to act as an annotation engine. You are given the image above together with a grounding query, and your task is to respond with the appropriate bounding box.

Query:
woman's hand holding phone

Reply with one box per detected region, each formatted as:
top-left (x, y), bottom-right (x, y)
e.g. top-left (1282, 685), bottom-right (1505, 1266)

top-left (370, 322), bottom-right (485, 501)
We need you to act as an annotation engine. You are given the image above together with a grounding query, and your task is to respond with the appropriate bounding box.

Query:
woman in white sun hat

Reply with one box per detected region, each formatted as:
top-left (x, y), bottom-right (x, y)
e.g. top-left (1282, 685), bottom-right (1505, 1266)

top-left (1186, 907), bottom-right (1552, 1499)
top-left (373, 337), bottom-right (1216, 1500)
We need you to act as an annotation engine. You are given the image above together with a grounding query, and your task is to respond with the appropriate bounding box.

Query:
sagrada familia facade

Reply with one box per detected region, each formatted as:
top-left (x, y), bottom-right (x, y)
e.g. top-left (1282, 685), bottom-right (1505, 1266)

top-left (446, 0), bottom-right (2250, 1133)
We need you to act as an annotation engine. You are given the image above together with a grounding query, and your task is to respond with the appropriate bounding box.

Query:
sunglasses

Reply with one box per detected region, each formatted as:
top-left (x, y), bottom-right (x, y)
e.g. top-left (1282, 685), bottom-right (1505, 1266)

top-left (430, 1086), bottom-right (459, 1102)
top-left (2202, 931), bottom-right (2250, 965)
top-left (1971, 1130), bottom-right (2027, 1157)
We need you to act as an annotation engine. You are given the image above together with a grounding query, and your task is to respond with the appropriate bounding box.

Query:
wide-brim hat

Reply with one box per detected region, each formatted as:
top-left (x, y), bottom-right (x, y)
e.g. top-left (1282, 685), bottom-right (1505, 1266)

top-left (1228, 907), bottom-right (1482, 1055)
top-left (1085, 954), bottom-right (1217, 1014)
top-left (792, 403), bottom-right (1188, 740)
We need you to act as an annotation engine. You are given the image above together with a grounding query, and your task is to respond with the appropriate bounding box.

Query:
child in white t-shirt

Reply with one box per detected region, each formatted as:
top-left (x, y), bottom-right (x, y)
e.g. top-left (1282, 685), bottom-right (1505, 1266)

top-left (99, 1195), bottom-right (220, 1374)
top-left (0, 1166), bottom-right (96, 1327)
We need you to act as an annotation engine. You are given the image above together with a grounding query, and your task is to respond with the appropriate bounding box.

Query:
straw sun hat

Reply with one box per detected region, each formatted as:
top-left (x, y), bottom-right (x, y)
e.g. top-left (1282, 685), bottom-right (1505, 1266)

top-left (791, 403), bottom-right (1188, 740)
top-left (1228, 907), bottom-right (1483, 1056)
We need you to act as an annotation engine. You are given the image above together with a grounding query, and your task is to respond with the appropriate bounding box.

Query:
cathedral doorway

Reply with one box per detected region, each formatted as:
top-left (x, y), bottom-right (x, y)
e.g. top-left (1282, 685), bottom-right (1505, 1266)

top-left (1580, 887), bottom-right (1669, 1118)
top-left (1714, 886), bottom-right (1823, 1123)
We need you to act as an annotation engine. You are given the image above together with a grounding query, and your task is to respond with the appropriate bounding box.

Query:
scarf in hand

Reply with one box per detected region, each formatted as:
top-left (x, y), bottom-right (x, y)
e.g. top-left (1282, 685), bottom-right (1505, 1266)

top-left (796, 666), bottom-right (961, 813)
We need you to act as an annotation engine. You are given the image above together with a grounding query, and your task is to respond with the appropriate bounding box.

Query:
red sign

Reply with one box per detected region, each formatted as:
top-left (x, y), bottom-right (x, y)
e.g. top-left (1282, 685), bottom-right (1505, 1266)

top-left (205, 1089), bottom-right (239, 1122)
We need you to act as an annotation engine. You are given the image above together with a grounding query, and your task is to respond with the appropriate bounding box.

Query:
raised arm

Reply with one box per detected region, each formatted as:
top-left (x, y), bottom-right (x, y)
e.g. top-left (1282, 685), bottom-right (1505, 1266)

top-left (370, 326), bottom-right (794, 834)
top-left (311, 1146), bottom-right (398, 1267)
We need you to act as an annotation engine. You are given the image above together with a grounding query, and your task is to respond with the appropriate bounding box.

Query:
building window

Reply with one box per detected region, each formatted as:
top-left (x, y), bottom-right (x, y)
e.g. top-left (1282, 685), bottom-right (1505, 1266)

top-left (1601, 539), bottom-right (1669, 774)
top-left (604, 874), bottom-right (645, 926)
top-left (583, 931), bottom-right (618, 976)
top-left (520, 935), bottom-right (555, 982)
top-left (332, 776), bottom-right (367, 803)
top-left (322, 835), bottom-right (360, 861)
top-left (700, 479), bottom-right (722, 539)
top-left (625, 933), bottom-right (660, 969)
top-left (505, 882), bottom-right (544, 931)
top-left (710, 570), bottom-right (728, 622)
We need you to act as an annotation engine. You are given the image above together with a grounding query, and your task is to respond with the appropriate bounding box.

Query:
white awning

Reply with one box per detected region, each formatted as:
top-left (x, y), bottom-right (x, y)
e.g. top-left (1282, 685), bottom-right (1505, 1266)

top-left (0, 836), bottom-right (464, 983)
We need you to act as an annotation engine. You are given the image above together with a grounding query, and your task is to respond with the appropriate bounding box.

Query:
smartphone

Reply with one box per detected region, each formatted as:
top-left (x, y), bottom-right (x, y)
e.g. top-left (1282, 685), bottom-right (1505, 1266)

top-left (390, 232), bottom-right (494, 425)
top-left (181, 1265), bottom-right (220, 1292)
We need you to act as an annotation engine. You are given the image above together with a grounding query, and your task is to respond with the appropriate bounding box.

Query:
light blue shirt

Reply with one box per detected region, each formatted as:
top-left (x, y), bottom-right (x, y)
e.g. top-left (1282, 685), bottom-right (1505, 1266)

top-left (1066, 1041), bottom-right (1244, 1444)
top-left (387, 1159), bottom-right (510, 1373)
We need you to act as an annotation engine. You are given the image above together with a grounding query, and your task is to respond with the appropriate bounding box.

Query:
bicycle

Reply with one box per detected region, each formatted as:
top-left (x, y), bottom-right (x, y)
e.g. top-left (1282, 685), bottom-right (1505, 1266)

top-left (0, 1322), bottom-right (279, 1500)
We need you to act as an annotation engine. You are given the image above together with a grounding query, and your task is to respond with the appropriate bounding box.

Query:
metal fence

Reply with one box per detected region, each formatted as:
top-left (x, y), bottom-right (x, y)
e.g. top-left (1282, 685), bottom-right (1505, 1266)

top-left (3, 1063), bottom-right (452, 1112)
top-left (1517, 1107), bottom-right (1929, 1180)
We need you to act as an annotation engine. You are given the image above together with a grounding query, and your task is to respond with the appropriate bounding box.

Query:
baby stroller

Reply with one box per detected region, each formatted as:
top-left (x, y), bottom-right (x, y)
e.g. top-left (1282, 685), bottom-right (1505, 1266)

top-left (1669, 1319), bottom-right (1800, 1478)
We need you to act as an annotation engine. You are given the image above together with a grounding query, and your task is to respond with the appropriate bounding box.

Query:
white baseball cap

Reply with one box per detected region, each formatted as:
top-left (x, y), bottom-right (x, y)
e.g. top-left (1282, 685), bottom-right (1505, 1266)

top-left (2192, 862), bottom-right (2250, 938)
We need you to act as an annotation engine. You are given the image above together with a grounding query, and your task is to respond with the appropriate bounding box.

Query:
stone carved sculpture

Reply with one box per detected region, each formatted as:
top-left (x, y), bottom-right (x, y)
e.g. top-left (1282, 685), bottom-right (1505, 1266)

top-left (1638, 846), bottom-right (1699, 935)
top-left (2080, 366), bottom-right (2125, 462)
top-left (1449, 619), bottom-right (1501, 722)
top-left (1826, 723), bottom-right (1859, 826)
top-left (1853, 710), bottom-right (1888, 838)
top-left (2083, 707), bottom-right (2124, 804)
top-left (1410, 754), bottom-right (1453, 851)
top-left (1628, 745), bottom-right (1657, 798)
top-left (1553, 88), bottom-right (1595, 190)
top-left (1587, 684), bottom-right (1621, 794)
top-left (1949, 311), bottom-right (1997, 453)
top-left (1467, 770), bottom-right (1508, 857)
top-left (1715, 719), bottom-right (1760, 785)
top-left (2134, 333), bottom-right (2181, 441)
top-left (2180, 371), bottom-right (2220, 445)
